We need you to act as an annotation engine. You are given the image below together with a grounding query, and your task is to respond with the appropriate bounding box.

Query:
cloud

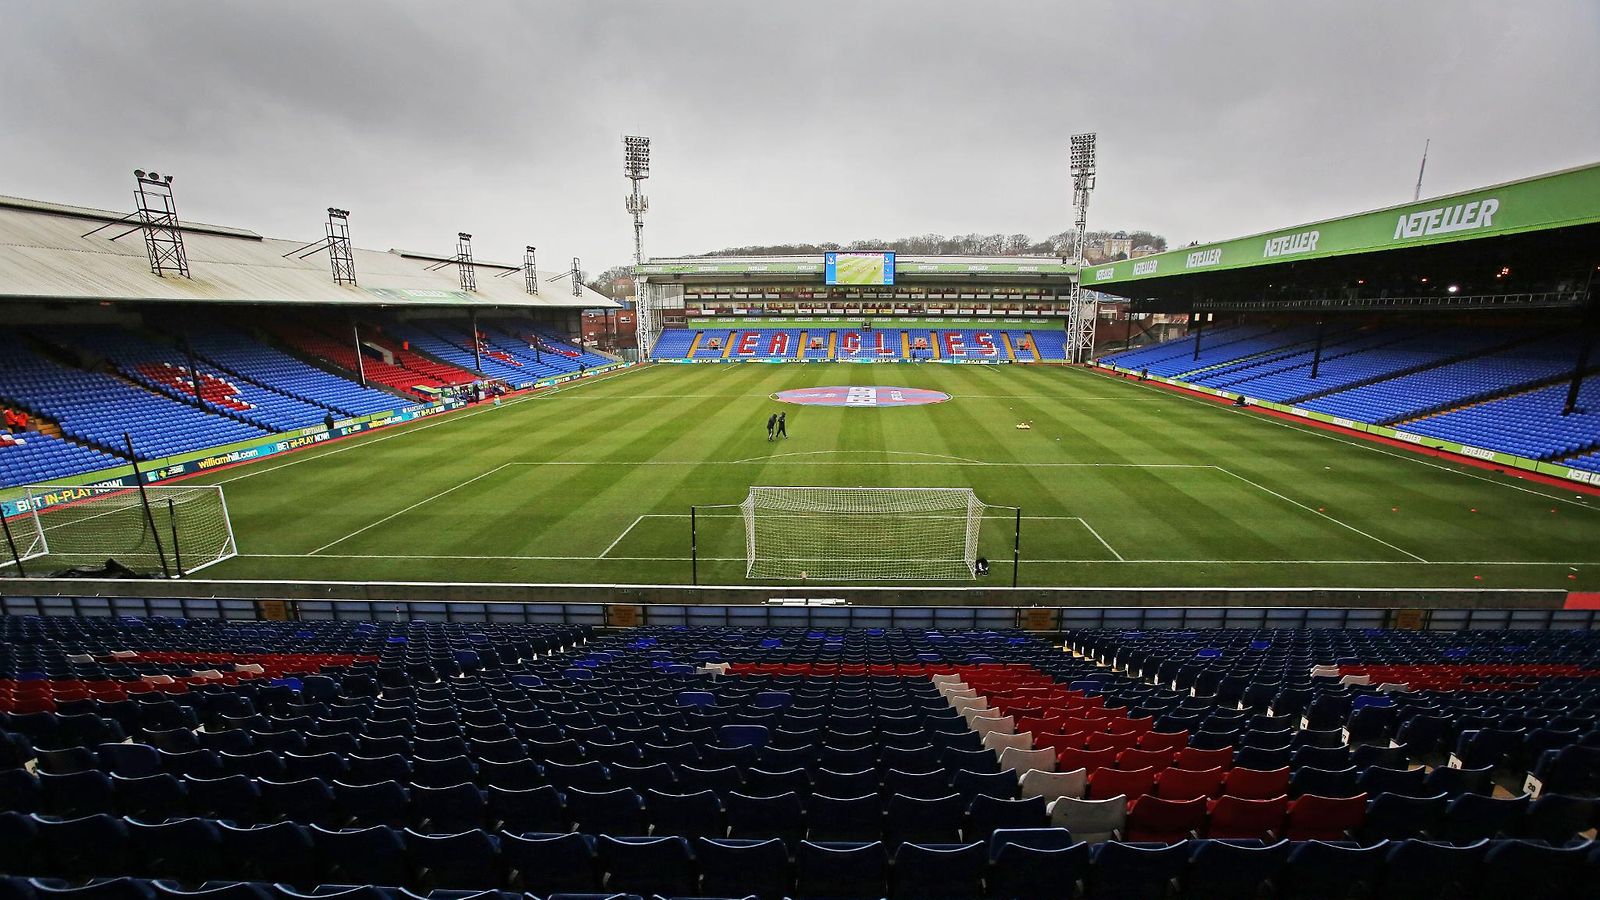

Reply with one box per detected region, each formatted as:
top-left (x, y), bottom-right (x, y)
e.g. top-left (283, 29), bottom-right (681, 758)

top-left (1, 0), bottom-right (1595, 271)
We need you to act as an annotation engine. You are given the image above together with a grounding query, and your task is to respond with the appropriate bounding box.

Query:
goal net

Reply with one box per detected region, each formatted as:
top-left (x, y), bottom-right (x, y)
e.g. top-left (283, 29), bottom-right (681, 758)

top-left (740, 486), bottom-right (985, 581)
top-left (1, 483), bottom-right (237, 576)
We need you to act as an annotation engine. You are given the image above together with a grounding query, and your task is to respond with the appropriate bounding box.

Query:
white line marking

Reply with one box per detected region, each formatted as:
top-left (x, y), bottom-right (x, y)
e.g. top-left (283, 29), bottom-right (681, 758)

top-left (236, 552), bottom-right (1597, 566)
top-left (1077, 518), bottom-right (1125, 561)
top-left (1213, 465), bottom-right (1428, 562)
top-left (729, 449), bottom-right (986, 465)
top-left (500, 461), bottom-right (1211, 468)
top-left (599, 515), bottom-right (647, 558)
top-left (308, 463), bottom-right (513, 555)
top-left (634, 512), bottom-right (1083, 520)
top-left (1080, 367), bottom-right (1598, 511)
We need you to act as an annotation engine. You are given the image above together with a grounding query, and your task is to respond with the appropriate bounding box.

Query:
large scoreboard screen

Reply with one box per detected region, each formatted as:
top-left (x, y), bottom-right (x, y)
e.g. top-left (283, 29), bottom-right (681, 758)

top-left (825, 251), bottom-right (896, 286)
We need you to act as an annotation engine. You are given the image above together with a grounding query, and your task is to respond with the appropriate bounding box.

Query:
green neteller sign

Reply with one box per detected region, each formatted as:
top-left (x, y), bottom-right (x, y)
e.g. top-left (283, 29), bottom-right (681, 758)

top-left (1086, 161), bottom-right (1600, 287)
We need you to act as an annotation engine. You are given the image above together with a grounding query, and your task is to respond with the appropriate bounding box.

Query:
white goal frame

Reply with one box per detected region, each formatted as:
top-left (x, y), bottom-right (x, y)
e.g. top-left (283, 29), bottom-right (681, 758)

top-left (734, 485), bottom-right (1006, 582)
top-left (0, 482), bottom-right (237, 577)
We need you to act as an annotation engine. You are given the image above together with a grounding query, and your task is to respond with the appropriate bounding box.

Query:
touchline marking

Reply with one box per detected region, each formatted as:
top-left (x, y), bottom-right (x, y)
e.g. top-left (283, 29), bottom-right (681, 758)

top-left (503, 461), bottom-right (1210, 468)
top-left (308, 463), bottom-right (514, 555)
top-left (216, 364), bottom-right (650, 486)
top-left (1079, 366), bottom-right (1597, 511)
top-left (1213, 465), bottom-right (1428, 562)
top-left (625, 513), bottom-right (1083, 520)
top-left (236, 553), bottom-right (1597, 566)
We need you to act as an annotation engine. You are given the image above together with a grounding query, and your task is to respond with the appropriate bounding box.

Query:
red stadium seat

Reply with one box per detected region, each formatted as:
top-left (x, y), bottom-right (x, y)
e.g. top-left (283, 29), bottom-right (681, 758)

top-left (1034, 731), bottom-right (1088, 754)
top-left (1085, 732), bottom-right (1140, 753)
top-left (1173, 746), bottom-right (1234, 771)
top-left (1285, 793), bottom-right (1368, 840)
top-left (1154, 766), bottom-right (1226, 801)
top-left (1125, 795), bottom-right (1207, 842)
top-left (1057, 747), bottom-right (1119, 774)
top-left (1115, 748), bottom-right (1176, 772)
top-left (1138, 730), bottom-right (1190, 753)
top-left (1223, 766), bottom-right (1291, 800)
top-left (1088, 766), bottom-right (1155, 801)
top-left (1207, 794), bottom-right (1289, 840)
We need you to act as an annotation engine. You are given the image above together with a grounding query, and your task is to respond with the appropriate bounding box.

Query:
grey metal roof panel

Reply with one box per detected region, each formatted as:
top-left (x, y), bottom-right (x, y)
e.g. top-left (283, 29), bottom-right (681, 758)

top-left (0, 197), bottom-right (615, 309)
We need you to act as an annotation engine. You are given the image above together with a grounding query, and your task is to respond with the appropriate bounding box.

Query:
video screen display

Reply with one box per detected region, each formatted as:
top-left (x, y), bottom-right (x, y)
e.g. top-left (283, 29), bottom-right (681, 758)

top-left (825, 251), bottom-right (896, 285)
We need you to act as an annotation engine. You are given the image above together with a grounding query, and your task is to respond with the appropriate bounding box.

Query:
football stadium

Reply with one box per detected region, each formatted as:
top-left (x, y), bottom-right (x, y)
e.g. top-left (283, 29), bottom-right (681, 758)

top-left (3, 3), bottom-right (1600, 898)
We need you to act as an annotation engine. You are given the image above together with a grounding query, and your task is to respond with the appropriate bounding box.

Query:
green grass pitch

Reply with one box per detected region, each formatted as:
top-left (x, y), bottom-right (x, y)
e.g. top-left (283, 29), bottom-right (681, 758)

top-left (179, 362), bottom-right (1597, 588)
top-left (834, 255), bottom-right (886, 285)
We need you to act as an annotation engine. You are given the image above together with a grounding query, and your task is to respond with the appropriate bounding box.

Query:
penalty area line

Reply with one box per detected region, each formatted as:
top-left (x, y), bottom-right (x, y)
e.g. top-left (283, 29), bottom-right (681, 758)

top-left (1076, 518), bottom-right (1125, 562)
top-left (599, 515), bottom-right (648, 558)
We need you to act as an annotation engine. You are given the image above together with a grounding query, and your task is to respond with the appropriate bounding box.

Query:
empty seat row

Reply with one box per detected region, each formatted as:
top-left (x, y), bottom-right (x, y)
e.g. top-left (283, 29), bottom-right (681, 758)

top-left (5, 813), bottom-right (1596, 900)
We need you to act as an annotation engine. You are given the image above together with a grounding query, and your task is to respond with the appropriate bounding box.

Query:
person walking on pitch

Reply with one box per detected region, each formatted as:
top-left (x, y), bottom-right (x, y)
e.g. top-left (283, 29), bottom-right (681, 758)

top-left (766, 412), bottom-right (777, 441)
top-left (777, 412), bottom-right (788, 439)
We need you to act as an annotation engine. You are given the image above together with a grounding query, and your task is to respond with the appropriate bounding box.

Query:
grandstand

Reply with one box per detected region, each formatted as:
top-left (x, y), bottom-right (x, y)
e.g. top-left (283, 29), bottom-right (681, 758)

top-left (1093, 162), bottom-right (1600, 482)
top-left (0, 191), bottom-right (618, 487)
top-left (634, 254), bottom-right (1077, 365)
top-left (0, 613), bottom-right (1598, 899)
top-left (0, 162), bottom-right (1597, 900)
top-left (5, 5), bottom-right (1600, 897)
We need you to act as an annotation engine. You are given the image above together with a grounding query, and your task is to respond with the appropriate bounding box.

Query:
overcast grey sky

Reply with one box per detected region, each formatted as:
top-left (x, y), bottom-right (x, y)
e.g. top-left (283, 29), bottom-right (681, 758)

top-left (1, 1), bottom-right (1596, 272)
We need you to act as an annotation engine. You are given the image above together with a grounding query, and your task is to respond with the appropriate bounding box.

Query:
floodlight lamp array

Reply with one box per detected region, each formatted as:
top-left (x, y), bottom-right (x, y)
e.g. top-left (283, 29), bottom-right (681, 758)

top-left (623, 135), bottom-right (651, 179)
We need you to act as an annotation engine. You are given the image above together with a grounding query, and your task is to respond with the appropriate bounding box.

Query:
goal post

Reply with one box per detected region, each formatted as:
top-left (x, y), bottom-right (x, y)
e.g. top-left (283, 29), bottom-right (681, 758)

top-left (0, 483), bottom-right (237, 577)
top-left (735, 485), bottom-right (1015, 582)
top-left (0, 494), bottom-right (48, 573)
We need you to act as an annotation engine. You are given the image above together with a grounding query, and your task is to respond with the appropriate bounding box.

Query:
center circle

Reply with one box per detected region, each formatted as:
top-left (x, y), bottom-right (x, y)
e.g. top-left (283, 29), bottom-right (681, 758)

top-left (773, 386), bottom-right (951, 407)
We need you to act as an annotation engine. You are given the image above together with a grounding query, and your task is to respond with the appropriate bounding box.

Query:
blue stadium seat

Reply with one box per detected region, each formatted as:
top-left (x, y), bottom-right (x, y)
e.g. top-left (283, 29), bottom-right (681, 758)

top-left (404, 828), bottom-right (499, 890)
top-left (502, 831), bottom-right (598, 894)
top-left (28, 880), bottom-right (154, 900)
top-left (1277, 840), bottom-right (1388, 900)
top-left (1476, 839), bottom-right (1593, 900)
top-left (39, 771), bottom-right (114, 818)
top-left (890, 842), bottom-right (986, 900)
top-left (807, 793), bottom-right (883, 842)
top-left (1182, 839), bottom-right (1290, 900)
top-left (1373, 838), bottom-right (1487, 900)
top-left (645, 789), bottom-right (725, 839)
top-left (486, 784), bottom-right (566, 834)
top-left (309, 824), bottom-right (408, 885)
top-left (335, 780), bottom-right (411, 827)
top-left (1358, 792), bottom-right (1447, 841)
top-left (185, 775), bottom-right (262, 824)
top-left (694, 838), bottom-right (791, 900)
top-left (599, 836), bottom-right (696, 897)
top-left (410, 782), bottom-right (485, 834)
top-left (1087, 841), bottom-right (1188, 900)
top-left (216, 821), bottom-right (317, 884)
top-left (126, 817), bottom-right (222, 882)
top-left (567, 786), bottom-right (649, 837)
top-left (794, 841), bottom-right (888, 900)
top-left (725, 792), bottom-right (804, 843)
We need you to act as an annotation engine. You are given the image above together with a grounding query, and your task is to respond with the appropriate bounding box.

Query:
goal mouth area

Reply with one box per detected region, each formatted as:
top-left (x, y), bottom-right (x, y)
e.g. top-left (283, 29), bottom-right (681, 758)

top-left (732, 485), bottom-right (1013, 583)
top-left (0, 482), bottom-right (238, 578)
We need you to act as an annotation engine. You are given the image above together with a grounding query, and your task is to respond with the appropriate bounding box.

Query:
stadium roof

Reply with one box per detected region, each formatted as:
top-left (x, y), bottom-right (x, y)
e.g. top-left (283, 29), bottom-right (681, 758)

top-left (638, 254), bottom-right (1076, 285)
top-left (0, 195), bottom-right (615, 309)
top-left (1085, 161), bottom-right (1600, 299)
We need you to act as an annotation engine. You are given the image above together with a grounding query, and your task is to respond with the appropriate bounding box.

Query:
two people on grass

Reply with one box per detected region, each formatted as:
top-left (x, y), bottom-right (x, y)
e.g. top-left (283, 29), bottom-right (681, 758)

top-left (766, 412), bottom-right (788, 441)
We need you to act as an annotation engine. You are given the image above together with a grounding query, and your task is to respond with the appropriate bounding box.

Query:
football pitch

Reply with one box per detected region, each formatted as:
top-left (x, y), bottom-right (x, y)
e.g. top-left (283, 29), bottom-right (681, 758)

top-left (834, 254), bottom-right (886, 285)
top-left (181, 362), bottom-right (1597, 589)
